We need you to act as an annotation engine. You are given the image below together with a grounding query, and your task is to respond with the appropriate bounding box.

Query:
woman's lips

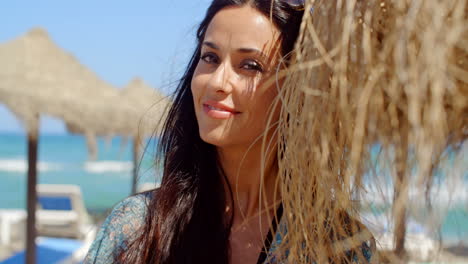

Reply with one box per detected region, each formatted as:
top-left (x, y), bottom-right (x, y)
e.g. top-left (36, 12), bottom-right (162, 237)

top-left (202, 101), bottom-right (240, 119)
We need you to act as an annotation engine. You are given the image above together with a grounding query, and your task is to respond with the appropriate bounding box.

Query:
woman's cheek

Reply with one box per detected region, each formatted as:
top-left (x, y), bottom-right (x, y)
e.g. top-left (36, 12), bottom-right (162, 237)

top-left (191, 75), bottom-right (203, 104)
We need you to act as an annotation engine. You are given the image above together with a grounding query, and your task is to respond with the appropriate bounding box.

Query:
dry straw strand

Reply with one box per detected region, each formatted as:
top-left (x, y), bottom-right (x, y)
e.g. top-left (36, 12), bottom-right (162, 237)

top-left (272, 0), bottom-right (467, 262)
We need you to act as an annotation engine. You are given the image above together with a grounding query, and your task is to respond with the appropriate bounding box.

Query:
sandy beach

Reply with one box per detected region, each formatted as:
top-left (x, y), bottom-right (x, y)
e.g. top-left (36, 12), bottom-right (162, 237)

top-left (377, 244), bottom-right (468, 263)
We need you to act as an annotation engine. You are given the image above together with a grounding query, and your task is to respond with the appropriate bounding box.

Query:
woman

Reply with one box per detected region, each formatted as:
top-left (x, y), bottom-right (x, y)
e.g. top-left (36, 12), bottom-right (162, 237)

top-left (85, 0), bottom-right (373, 263)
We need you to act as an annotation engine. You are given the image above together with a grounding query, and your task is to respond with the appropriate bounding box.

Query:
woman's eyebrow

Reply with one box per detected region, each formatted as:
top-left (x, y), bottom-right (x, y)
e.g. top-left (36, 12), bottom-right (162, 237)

top-left (237, 47), bottom-right (268, 61)
top-left (202, 41), bottom-right (219, 49)
top-left (203, 41), bottom-right (270, 61)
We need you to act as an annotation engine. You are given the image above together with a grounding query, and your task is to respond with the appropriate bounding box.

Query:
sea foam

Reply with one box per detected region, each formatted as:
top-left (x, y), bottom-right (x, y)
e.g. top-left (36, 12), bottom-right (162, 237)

top-left (84, 161), bottom-right (133, 173)
top-left (0, 159), bottom-right (61, 173)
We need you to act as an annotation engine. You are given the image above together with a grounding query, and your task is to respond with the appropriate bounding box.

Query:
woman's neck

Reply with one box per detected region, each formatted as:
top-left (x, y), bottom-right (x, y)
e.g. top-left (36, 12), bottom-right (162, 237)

top-left (218, 141), bottom-right (278, 219)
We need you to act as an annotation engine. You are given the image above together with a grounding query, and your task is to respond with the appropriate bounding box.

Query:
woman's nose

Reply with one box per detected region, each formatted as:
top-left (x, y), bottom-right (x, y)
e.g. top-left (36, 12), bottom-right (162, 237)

top-left (207, 62), bottom-right (234, 94)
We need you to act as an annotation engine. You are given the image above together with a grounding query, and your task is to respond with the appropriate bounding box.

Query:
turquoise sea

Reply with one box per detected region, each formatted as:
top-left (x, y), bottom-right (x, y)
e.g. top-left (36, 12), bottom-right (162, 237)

top-left (0, 132), bottom-right (159, 213)
top-left (0, 132), bottom-right (466, 245)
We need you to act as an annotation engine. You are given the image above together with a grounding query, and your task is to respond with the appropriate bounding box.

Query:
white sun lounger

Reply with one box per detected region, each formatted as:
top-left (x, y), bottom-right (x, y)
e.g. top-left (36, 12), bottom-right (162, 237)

top-left (137, 182), bottom-right (160, 193)
top-left (0, 184), bottom-right (96, 263)
top-left (36, 184), bottom-right (92, 240)
top-left (0, 209), bottom-right (27, 253)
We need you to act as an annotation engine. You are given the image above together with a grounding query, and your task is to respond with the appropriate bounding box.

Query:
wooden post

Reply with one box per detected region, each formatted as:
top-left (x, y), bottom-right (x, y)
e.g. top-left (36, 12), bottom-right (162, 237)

top-left (131, 134), bottom-right (141, 195)
top-left (393, 171), bottom-right (408, 256)
top-left (26, 114), bottom-right (39, 264)
top-left (393, 123), bottom-right (409, 258)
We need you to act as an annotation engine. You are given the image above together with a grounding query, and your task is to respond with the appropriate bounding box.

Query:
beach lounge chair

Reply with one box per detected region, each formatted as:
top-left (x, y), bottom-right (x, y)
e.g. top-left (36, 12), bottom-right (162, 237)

top-left (0, 184), bottom-right (96, 263)
top-left (137, 182), bottom-right (160, 193)
top-left (36, 184), bottom-right (92, 240)
top-left (0, 210), bottom-right (27, 254)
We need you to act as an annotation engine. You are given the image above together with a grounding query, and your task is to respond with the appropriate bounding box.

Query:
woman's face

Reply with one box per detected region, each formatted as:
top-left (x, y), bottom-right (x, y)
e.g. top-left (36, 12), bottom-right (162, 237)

top-left (191, 5), bottom-right (282, 149)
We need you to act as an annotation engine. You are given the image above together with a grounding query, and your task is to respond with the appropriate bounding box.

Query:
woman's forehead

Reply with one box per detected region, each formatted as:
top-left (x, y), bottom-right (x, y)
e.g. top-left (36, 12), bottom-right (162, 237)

top-left (204, 5), bottom-right (281, 54)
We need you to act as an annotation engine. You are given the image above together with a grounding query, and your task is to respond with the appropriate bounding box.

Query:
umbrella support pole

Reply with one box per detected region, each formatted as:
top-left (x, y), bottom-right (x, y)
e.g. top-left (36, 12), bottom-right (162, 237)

top-left (392, 122), bottom-right (409, 258)
top-left (131, 135), bottom-right (141, 195)
top-left (26, 115), bottom-right (39, 264)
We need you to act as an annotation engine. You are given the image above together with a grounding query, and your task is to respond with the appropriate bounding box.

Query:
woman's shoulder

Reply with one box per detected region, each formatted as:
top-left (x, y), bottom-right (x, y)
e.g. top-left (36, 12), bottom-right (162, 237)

top-left (107, 192), bottom-right (152, 222)
top-left (83, 192), bottom-right (153, 264)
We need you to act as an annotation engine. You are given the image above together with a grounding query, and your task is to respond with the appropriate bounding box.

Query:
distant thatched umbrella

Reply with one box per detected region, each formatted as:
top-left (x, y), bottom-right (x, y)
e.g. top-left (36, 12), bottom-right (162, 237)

top-left (120, 78), bottom-right (169, 194)
top-left (0, 28), bottom-right (127, 158)
top-left (0, 28), bottom-right (124, 264)
top-left (65, 77), bottom-right (169, 194)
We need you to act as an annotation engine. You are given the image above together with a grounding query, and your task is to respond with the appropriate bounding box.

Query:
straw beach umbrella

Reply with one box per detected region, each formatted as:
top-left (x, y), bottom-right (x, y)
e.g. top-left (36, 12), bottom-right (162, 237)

top-left (275, 0), bottom-right (467, 262)
top-left (0, 27), bottom-right (124, 264)
top-left (120, 77), bottom-right (169, 194)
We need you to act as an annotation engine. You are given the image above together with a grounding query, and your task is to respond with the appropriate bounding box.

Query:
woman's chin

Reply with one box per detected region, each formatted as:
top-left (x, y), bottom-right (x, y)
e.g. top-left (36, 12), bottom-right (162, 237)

top-left (199, 132), bottom-right (231, 147)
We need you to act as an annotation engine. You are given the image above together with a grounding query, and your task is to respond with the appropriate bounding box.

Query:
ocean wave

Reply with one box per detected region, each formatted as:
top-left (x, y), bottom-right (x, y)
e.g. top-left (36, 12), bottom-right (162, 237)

top-left (84, 161), bottom-right (133, 173)
top-left (0, 159), bottom-right (62, 173)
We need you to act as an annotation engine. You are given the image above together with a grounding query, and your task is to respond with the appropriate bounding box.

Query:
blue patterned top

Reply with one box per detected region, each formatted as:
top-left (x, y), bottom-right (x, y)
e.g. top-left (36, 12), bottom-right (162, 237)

top-left (84, 193), bottom-right (374, 263)
top-left (84, 194), bottom-right (150, 263)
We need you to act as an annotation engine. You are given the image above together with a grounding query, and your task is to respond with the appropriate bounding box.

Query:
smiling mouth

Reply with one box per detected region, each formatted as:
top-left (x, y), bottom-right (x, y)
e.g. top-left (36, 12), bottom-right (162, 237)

top-left (206, 105), bottom-right (225, 111)
top-left (202, 103), bottom-right (241, 119)
top-left (205, 104), bottom-right (239, 113)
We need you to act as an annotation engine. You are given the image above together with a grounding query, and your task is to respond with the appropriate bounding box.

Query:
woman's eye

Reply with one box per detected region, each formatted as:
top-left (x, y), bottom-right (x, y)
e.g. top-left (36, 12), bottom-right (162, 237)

top-left (241, 60), bottom-right (264, 73)
top-left (200, 53), bottom-right (219, 64)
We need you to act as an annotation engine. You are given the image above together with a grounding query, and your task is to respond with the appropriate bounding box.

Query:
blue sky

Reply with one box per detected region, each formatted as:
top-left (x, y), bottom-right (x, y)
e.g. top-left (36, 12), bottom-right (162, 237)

top-left (0, 0), bottom-right (211, 134)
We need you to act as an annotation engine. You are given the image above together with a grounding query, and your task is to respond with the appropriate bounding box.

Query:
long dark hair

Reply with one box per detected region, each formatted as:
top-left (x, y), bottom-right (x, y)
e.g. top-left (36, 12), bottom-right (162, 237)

top-left (118, 1), bottom-right (303, 263)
